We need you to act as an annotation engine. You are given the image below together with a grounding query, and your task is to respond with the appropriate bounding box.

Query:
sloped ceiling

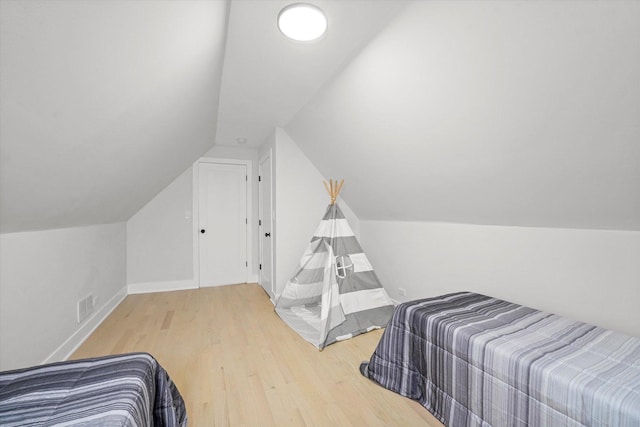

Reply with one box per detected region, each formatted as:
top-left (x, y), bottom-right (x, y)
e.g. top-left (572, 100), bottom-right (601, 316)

top-left (1, 0), bottom-right (639, 233)
top-left (214, 0), bottom-right (408, 147)
top-left (0, 0), bottom-right (228, 233)
top-left (285, 0), bottom-right (640, 231)
top-left (0, 0), bottom-right (407, 233)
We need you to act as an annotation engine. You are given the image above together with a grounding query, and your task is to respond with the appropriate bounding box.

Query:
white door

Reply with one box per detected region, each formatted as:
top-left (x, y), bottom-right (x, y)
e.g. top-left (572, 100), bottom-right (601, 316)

top-left (198, 162), bottom-right (247, 287)
top-left (259, 153), bottom-right (274, 299)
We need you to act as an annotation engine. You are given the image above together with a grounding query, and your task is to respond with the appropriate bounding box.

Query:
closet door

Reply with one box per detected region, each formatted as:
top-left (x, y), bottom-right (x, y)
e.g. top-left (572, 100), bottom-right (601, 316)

top-left (198, 162), bottom-right (247, 286)
top-left (259, 152), bottom-right (274, 299)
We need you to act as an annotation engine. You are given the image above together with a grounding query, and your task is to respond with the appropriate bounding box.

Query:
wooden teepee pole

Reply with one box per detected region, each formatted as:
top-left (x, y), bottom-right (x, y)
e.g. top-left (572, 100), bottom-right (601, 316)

top-left (323, 179), bottom-right (344, 205)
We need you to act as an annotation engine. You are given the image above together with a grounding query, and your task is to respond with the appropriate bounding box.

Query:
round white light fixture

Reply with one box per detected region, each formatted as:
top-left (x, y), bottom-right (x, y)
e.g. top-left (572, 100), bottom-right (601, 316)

top-left (278, 3), bottom-right (327, 42)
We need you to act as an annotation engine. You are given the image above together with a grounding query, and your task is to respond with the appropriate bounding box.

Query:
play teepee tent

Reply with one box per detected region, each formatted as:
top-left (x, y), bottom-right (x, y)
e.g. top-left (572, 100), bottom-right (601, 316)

top-left (275, 180), bottom-right (395, 350)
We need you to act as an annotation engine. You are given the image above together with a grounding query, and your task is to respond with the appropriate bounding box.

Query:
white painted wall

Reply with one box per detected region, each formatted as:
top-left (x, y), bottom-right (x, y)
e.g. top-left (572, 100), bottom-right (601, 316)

top-left (126, 145), bottom-right (260, 289)
top-left (127, 168), bottom-right (194, 289)
top-left (0, 223), bottom-right (126, 370)
top-left (270, 128), bottom-right (360, 295)
top-left (360, 220), bottom-right (640, 337)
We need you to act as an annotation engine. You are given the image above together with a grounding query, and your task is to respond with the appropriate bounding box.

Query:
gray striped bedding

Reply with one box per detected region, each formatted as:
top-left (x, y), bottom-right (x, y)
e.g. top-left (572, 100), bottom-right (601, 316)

top-left (0, 352), bottom-right (187, 426)
top-left (360, 292), bottom-right (640, 426)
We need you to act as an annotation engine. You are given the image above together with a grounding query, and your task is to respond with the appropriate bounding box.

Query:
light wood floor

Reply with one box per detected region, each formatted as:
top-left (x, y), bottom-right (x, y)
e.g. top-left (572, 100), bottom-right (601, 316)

top-left (72, 284), bottom-right (443, 426)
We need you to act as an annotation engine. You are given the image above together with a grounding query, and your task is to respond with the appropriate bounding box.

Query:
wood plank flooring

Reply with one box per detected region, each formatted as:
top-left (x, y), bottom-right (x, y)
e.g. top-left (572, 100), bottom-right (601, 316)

top-left (72, 284), bottom-right (443, 426)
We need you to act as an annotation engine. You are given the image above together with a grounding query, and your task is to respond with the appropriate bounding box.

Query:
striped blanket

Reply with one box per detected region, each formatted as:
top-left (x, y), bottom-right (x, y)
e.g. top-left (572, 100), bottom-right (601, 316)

top-left (0, 352), bottom-right (187, 427)
top-left (360, 292), bottom-right (640, 426)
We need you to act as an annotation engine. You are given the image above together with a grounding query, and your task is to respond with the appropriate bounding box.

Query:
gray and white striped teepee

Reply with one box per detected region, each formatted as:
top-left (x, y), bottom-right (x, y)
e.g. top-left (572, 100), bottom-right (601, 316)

top-left (275, 180), bottom-right (395, 350)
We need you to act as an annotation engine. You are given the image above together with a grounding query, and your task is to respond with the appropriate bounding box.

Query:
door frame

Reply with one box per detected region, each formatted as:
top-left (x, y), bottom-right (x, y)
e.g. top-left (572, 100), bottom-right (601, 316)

top-left (258, 150), bottom-right (275, 299)
top-left (192, 157), bottom-right (253, 288)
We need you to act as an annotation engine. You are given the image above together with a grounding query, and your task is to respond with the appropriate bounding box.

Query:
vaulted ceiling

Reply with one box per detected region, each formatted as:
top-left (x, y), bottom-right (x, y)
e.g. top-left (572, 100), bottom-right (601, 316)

top-left (0, 0), bottom-right (228, 232)
top-left (1, 0), bottom-right (639, 233)
top-left (0, 0), bottom-right (406, 233)
top-left (285, 1), bottom-right (640, 231)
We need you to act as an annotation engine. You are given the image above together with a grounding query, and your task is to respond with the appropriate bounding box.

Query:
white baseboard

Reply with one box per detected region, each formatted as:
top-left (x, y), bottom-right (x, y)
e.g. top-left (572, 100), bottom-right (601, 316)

top-left (43, 286), bottom-right (128, 365)
top-left (248, 274), bottom-right (259, 284)
top-left (128, 279), bottom-right (197, 294)
top-left (42, 278), bottom-right (251, 366)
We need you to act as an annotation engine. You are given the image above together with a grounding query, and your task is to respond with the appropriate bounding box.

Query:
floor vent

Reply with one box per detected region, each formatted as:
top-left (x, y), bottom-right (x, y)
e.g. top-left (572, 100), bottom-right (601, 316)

top-left (77, 294), bottom-right (98, 323)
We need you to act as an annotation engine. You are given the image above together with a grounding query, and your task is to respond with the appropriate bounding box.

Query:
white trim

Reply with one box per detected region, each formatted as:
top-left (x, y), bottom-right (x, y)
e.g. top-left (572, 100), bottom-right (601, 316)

top-left (193, 157), bottom-right (253, 288)
top-left (128, 280), bottom-right (197, 295)
top-left (43, 286), bottom-right (128, 364)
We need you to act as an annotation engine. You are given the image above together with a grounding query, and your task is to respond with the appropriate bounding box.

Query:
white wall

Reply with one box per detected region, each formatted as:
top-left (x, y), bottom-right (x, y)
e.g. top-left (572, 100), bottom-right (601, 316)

top-left (127, 168), bottom-right (194, 289)
top-left (270, 128), bottom-right (360, 295)
top-left (0, 223), bottom-right (126, 370)
top-left (126, 145), bottom-right (260, 290)
top-left (360, 220), bottom-right (640, 337)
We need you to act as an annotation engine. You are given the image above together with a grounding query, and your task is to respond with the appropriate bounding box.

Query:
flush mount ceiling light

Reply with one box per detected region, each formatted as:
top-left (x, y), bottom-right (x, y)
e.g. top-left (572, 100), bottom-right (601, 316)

top-left (278, 3), bottom-right (327, 42)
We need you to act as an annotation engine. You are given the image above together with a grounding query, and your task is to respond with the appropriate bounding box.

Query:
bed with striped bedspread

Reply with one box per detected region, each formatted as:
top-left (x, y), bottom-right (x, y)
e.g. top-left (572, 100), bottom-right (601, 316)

top-left (360, 292), bottom-right (640, 426)
top-left (0, 352), bottom-right (187, 426)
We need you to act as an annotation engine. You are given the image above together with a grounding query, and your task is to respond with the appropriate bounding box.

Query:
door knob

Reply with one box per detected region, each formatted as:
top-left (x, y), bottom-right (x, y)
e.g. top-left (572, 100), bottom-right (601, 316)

top-left (265, 232), bottom-right (271, 237)
top-left (201, 229), bottom-right (206, 234)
